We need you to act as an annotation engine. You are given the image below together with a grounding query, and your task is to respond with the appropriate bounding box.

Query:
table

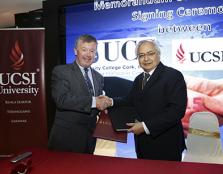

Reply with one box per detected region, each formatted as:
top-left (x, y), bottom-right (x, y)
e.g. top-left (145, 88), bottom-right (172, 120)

top-left (1, 148), bottom-right (223, 174)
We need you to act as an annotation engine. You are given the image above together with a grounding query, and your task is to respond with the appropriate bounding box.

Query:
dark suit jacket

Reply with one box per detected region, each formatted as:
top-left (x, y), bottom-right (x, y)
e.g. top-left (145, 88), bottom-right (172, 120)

top-left (115, 62), bottom-right (187, 161)
top-left (48, 61), bottom-right (104, 153)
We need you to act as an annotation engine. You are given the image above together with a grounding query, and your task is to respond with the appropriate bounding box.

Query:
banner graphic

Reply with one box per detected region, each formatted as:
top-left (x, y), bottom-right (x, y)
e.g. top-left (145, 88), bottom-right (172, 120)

top-left (0, 29), bottom-right (47, 154)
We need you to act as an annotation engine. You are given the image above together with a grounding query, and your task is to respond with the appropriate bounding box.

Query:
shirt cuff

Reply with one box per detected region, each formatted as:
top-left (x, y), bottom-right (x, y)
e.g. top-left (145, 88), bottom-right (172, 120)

top-left (142, 122), bottom-right (150, 134)
top-left (92, 97), bottom-right (96, 108)
top-left (111, 98), bottom-right (114, 106)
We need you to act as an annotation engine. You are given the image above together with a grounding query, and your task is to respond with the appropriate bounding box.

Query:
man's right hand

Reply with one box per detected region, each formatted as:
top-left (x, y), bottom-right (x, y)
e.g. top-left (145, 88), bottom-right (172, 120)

top-left (96, 95), bottom-right (112, 111)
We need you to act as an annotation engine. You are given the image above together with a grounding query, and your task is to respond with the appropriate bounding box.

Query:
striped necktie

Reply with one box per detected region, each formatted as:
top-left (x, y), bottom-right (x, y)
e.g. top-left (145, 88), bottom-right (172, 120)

top-left (84, 68), bottom-right (94, 96)
top-left (142, 73), bottom-right (150, 89)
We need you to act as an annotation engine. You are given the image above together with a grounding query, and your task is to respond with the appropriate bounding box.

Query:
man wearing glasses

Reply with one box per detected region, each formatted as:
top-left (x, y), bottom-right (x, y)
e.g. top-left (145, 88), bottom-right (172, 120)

top-left (113, 40), bottom-right (187, 161)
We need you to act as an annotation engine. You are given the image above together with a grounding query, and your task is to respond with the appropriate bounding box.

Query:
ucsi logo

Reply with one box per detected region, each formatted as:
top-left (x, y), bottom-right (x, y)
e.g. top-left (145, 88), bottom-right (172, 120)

top-left (10, 40), bottom-right (24, 71)
top-left (0, 40), bottom-right (37, 86)
top-left (189, 51), bottom-right (223, 63)
top-left (0, 72), bottom-right (37, 86)
top-left (172, 38), bottom-right (223, 71)
top-left (176, 43), bottom-right (186, 64)
top-left (0, 39), bottom-right (40, 96)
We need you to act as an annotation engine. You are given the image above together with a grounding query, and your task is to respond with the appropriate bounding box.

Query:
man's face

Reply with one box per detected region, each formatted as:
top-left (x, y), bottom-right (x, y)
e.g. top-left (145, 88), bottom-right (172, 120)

top-left (75, 40), bottom-right (97, 68)
top-left (137, 42), bottom-right (160, 72)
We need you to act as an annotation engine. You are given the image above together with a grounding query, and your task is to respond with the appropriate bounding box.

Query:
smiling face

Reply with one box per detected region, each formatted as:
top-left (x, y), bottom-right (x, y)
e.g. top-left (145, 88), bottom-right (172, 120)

top-left (74, 40), bottom-right (97, 68)
top-left (137, 41), bottom-right (160, 73)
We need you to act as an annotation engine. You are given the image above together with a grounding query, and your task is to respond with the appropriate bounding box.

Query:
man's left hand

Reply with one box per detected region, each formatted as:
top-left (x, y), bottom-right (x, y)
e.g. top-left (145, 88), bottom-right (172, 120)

top-left (126, 122), bottom-right (145, 135)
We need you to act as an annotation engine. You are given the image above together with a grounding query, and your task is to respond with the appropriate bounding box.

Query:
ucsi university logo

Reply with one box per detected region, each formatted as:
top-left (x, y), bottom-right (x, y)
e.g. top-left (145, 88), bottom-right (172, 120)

top-left (10, 40), bottom-right (25, 70)
top-left (0, 40), bottom-right (39, 96)
top-left (172, 38), bottom-right (223, 71)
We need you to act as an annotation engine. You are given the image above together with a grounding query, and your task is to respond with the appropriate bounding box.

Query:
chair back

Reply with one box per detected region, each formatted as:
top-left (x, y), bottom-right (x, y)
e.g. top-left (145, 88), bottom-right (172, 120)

top-left (183, 111), bottom-right (223, 164)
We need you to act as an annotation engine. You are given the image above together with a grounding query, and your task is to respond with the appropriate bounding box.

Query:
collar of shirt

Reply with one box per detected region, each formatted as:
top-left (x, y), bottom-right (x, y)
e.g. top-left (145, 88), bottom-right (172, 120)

top-left (76, 62), bottom-right (92, 77)
top-left (144, 67), bottom-right (156, 77)
top-left (75, 62), bottom-right (94, 85)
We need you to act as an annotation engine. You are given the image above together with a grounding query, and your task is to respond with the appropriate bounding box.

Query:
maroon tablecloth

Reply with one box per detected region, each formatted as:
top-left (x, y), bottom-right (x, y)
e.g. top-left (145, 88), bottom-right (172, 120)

top-left (1, 148), bottom-right (223, 174)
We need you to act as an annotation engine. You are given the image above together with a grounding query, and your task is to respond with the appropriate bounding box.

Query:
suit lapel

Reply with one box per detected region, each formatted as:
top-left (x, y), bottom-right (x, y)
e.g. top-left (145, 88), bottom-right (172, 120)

top-left (72, 61), bottom-right (90, 93)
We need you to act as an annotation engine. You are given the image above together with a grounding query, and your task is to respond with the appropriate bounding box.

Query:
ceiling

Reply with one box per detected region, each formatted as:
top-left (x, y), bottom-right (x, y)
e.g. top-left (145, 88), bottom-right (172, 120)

top-left (0, 0), bottom-right (43, 28)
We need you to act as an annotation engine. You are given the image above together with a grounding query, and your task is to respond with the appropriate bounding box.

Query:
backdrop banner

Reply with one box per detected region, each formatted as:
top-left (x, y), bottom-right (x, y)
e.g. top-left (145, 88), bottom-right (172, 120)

top-left (0, 29), bottom-right (47, 155)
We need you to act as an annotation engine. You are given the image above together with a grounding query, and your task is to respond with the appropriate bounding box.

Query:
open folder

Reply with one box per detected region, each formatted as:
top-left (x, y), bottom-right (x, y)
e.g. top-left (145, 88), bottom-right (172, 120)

top-left (93, 106), bottom-right (137, 143)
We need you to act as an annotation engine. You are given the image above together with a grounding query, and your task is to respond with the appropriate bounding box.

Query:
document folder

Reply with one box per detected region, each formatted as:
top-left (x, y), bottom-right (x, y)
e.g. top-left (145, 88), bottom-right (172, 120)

top-left (93, 111), bottom-right (127, 143)
top-left (108, 106), bottom-right (137, 131)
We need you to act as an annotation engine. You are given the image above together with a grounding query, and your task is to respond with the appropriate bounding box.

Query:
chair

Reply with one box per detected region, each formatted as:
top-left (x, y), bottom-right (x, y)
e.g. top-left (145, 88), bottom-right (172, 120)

top-left (182, 111), bottom-right (223, 164)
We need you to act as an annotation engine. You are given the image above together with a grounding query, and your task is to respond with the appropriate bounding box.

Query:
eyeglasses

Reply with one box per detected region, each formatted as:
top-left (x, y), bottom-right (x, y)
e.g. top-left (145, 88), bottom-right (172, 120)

top-left (137, 51), bottom-right (156, 59)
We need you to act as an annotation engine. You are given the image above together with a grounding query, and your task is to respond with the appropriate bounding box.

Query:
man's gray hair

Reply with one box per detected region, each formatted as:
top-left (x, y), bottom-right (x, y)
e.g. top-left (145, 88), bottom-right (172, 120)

top-left (75, 34), bottom-right (97, 48)
top-left (135, 39), bottom-right (161, 57)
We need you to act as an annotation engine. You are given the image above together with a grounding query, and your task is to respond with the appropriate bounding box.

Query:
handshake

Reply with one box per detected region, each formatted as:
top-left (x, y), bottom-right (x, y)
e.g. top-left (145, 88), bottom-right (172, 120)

top-left (96, 95), bottom-right (113, 111)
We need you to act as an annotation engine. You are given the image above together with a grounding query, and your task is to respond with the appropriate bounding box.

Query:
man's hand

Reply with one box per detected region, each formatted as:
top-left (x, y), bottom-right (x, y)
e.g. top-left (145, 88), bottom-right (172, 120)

top-left (126, 122), bottom-right (145, 135)
top-left (96, 95), bottom-right (112, 111)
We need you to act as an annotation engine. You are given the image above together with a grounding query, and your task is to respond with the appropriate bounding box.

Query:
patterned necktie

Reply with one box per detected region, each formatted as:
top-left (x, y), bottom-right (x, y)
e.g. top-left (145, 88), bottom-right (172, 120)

top-left (84, 68), bottom-right (94, 96)
top-left (142, 73), bottom-right (150, 89)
